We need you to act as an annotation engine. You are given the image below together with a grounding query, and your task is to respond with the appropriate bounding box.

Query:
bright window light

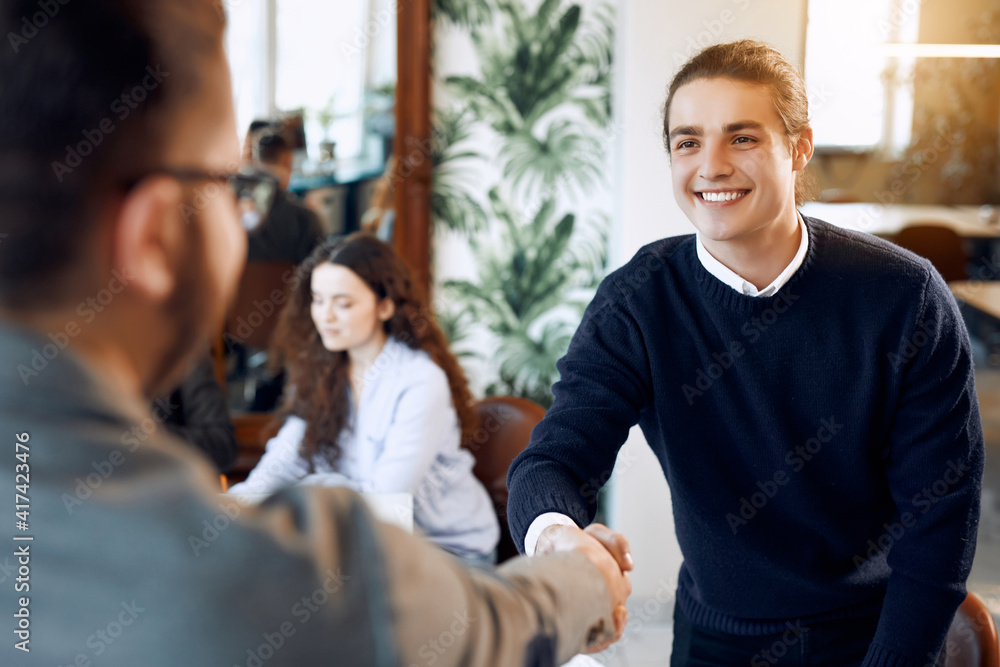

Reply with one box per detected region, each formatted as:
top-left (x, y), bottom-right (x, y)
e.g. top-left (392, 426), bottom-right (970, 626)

top-left (805, 0), bottom-right (920, 152)
top-left (276, 0), bottom-right (367, 159)
top-left (225, 0), bottom-right (374, 161)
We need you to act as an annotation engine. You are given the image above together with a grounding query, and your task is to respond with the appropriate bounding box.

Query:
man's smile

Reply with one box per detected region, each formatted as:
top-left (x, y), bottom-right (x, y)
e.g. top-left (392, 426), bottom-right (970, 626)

top-left (695, 189), bottom-right (751, 203)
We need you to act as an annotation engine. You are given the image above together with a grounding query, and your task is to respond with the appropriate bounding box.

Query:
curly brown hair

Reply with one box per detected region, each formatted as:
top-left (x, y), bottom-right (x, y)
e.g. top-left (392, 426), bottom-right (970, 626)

top-left (271, 232), bottom-right (478, 471)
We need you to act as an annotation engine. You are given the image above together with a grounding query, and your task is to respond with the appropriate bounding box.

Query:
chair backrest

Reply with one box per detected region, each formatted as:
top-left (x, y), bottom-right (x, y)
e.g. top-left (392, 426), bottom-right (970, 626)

top-left (468, 396), bottom-right (547, 563)
top-left (894, 224), bottom-right (968, 282)
top-left (224, 261), bottom-right (297, 351)
top-left (944, 591), bottom-right (999, 667)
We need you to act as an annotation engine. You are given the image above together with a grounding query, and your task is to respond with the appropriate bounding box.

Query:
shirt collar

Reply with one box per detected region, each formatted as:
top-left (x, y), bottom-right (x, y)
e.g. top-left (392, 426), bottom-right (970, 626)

top-left (695, 212), bottom-right (809, 298)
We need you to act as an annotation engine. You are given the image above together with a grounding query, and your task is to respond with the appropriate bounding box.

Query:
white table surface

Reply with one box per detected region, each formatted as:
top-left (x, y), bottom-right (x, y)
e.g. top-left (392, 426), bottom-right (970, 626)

top-left (800, 203), bottom-right (1000, 238)
top-left (228, 491), bottom-right (414, 533)
top-left (950, 281), bottom-right (1000, 320)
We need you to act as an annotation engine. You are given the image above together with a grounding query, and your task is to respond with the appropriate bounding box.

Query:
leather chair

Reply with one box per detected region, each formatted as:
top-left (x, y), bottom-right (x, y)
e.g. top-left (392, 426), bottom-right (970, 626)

top-left (224, 260), bottom-right (297, 351)
top-left (893, 224), bottom-right (969, 282)
top-left (944, 591), bottom-right (999, 667)
top-left (468, 396), bottom-right (547, 563)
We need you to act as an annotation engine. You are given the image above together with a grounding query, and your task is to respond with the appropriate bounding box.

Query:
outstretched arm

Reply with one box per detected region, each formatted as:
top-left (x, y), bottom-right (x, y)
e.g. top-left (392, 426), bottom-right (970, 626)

top-left (507, 278), bottom-right (652, 553)
top-left (373, 497), bottom-right (631, 664)
top-left (227, 416), bottom-right (311, 494)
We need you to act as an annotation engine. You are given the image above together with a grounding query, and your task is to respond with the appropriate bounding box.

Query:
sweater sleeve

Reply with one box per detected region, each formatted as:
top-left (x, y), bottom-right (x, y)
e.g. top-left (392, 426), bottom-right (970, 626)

top-left (862, 268), bottom-right (984, 666)
top-left (506, 277), bottom-right (652, 552)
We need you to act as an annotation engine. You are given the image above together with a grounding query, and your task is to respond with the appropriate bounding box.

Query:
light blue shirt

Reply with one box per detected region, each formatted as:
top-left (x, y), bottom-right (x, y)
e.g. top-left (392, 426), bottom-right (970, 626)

top-left (230, 337), bottom-right (500, 558)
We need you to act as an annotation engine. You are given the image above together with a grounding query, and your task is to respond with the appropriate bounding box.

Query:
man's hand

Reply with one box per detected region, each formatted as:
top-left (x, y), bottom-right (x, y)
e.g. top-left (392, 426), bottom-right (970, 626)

top-left (583, 523), bottom-right (634, 573)
top-left (535, 523), bottom-right (632, 653)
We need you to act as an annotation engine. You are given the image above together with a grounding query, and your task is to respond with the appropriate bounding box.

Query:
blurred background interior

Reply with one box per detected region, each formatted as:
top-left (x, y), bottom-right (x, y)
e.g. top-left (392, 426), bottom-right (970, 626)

top-left (219, 1), bottom-right (1000, 662)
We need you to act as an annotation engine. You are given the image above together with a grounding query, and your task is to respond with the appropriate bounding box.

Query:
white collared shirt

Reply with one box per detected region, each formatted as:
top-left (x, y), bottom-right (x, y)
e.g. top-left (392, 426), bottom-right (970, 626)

top-left (523, 213), bottom-right (809, 556)
top-left (695, 212), bottom-right (809, 297)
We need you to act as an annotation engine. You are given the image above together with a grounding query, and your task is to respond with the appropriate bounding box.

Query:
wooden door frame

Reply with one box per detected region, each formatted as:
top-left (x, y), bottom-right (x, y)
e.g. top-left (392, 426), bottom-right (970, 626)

top-left (393, 0), bottom-right (433, 301)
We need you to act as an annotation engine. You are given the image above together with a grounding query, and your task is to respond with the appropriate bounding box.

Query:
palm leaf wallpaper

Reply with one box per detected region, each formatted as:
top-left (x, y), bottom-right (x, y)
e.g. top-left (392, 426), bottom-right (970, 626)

top-left (432, 0), bottom-right (616, 407)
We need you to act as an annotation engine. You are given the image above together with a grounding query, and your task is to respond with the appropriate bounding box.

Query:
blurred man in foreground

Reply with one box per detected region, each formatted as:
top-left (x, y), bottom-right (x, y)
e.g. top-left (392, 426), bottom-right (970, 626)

top-left (0, 1), bottom-right (630, 665)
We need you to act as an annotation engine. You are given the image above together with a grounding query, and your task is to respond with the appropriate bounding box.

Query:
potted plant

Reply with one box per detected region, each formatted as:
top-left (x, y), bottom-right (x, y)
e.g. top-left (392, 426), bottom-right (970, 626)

top-left (311, 95), bottom-right (338, 163)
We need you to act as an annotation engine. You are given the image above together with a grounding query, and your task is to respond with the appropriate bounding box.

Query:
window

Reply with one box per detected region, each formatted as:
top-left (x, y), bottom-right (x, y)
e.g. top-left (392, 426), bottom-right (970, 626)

top-left (224, 0), bottom-right (395, 162)
top-left (804, 0), bottom-right (919, 153)
top-left (226, 0), bottom-right (270, 145)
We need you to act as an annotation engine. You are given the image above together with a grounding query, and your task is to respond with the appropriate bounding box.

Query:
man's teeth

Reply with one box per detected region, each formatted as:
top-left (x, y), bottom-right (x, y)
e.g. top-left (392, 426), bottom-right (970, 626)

top-left (700, 191), bottom-right (748, 202)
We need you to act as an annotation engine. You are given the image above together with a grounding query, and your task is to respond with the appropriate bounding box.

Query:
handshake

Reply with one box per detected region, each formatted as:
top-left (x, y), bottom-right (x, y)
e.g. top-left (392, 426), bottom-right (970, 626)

top-left (536, 523), bottom-right (634, 654)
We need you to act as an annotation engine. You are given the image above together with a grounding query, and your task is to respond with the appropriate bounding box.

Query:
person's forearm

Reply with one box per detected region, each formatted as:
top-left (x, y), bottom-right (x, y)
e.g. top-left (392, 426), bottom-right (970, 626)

top-left (505, 293), bottom-right (649, 553)
top-left (228, 447), bottom-right (307, 494)
top-left (378, 518), bottom-right (615, 666)
top-left (507, 456), bottom-right (597, 553)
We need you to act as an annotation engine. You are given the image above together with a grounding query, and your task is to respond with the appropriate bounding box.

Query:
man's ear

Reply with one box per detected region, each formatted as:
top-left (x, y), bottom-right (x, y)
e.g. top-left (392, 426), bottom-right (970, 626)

top-left (112, 176), bottom-right (186, 302)
top-left (376, 297), bottom-right (395, 323)
top-left (792, 126), bottom-right (814, 171)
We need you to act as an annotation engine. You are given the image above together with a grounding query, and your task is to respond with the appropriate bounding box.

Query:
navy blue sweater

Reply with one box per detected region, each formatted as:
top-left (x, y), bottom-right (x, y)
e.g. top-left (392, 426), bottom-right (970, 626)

top-left (507, 217), bottom-right (984, 666)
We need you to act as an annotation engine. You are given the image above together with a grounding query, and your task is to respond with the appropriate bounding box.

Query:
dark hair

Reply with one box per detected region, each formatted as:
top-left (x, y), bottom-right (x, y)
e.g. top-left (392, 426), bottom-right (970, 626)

top-left (256, 133), bottom-right (290, 165)
top-left (248, 119), bottom-right (276, 135)
top-left (272, 233), bottom-right (479, 470)
top-left (662, 40), bottom-right (814, 205)
top-left (0, 0), bottom-right (224, 309)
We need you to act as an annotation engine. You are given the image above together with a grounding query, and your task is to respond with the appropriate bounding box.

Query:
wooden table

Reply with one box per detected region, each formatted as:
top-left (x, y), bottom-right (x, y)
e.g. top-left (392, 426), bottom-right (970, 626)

top-left (800, 203), bottom-right (1000, 239)
top-left (227, 412), bottom-right (280, 484)
top-left (951, 281), bottom-right (1000, 320)
top-left (951, 281), bottom-right (1000, 367)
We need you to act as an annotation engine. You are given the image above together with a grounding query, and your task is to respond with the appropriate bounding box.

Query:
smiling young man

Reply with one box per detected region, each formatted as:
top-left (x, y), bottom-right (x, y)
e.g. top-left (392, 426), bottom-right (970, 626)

top-left (507, 40), bottom-right (984, 665)
top-left (0, 1), bottom-right (632, 665)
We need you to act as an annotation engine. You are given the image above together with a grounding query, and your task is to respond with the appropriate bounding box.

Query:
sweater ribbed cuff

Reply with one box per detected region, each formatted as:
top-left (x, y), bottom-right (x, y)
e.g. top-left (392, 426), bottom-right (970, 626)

top-left (862, 572), bottom-right (960, 667)
top-left (861, 642), bottom-right (934, 667)
top-left (507, 485), bottom-right (591, 555)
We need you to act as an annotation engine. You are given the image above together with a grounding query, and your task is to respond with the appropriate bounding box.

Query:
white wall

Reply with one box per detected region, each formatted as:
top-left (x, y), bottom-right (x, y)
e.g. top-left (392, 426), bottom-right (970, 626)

top-left (608, 0), bottom-right (806, 606)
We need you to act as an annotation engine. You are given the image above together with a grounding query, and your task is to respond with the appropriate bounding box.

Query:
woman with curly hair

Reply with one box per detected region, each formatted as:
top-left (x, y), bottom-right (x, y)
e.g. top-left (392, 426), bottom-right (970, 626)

top-left (230, 233), bottom-right (499, 563)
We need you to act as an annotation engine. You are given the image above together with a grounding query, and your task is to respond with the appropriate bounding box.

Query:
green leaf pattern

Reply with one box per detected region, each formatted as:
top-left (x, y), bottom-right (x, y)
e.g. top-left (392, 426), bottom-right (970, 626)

top-left (432, 0), bottom-right (615, 407)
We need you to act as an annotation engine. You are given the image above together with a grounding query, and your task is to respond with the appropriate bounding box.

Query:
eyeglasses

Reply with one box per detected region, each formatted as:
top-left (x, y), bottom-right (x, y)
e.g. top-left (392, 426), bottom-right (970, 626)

top-left (126, 166), bottom-right (280, 232)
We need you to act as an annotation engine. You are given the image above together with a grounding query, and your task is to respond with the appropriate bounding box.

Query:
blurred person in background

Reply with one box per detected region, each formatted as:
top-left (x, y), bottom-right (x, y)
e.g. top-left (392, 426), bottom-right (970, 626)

top-left (230, 234), bottom-right (500, 565)
top-left (160, 354), bottom-right (238, 473)
top-left (240, 117), bottom-right (276, 163)
top-left (360, 155), bottom-right (397, 243)
top-left (0, 1), bottom-right (630, 665)
top-left (232, 127), bottom-right (325, 413)
top-left (247, 131), bottom-right (323, 265)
